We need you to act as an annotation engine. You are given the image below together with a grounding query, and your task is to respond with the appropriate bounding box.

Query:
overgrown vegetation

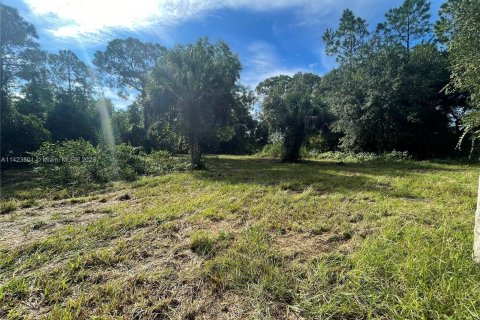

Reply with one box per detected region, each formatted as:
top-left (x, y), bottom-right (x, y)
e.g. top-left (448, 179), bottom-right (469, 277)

top-left (436, 0), bottom-right (480, 155)
top-left (1, 0), bottom-right (480, 318)
top-left (1, 156), bottom-right (479, 318)
top-left (31, 139), bottom-right (189, 187)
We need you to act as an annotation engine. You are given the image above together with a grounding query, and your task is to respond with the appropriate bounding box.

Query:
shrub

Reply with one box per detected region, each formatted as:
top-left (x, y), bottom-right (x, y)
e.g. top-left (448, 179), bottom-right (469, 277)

top-left (308, 151), bottom-right (411, 162)
top-left (306, 134), bottom-right (330, 152)
top-left (383, 150), bottom-right (411, 161)
top-left (32, 139), bottom-right (103, 187)
top-left (258, 142), bottom-right (308, 159)
top-left (31, 140), bottom-right (190, 187)
top-left (112, 144), bottom-right (148, 180)
top-left (258, 141), bottom-right (283, 158)
top-left (145, 150), bottom-right (190, 174)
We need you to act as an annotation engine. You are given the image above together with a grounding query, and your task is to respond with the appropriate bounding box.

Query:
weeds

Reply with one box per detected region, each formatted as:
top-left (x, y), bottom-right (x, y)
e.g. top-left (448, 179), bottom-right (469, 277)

top-left (0, 156), bottom-right (479, 318)
top-left (0, 200), bottom-right (17, 214)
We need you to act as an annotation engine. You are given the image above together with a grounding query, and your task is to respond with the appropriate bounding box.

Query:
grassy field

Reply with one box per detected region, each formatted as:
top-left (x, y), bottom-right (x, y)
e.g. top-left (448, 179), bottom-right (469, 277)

top-left (1, 156), bottom-right (479, 319)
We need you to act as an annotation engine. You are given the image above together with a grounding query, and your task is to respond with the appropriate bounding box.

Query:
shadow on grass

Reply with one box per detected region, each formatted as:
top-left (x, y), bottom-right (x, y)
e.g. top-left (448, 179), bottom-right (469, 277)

top-left (194, 156), bottom-right (461, 196)
top-left (1, 168), bottom-right (110, 200)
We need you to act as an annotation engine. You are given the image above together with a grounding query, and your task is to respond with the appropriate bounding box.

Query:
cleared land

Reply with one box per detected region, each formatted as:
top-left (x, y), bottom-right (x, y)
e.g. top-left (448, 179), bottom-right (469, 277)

top-left (1, 156), bottom-right (479, 319)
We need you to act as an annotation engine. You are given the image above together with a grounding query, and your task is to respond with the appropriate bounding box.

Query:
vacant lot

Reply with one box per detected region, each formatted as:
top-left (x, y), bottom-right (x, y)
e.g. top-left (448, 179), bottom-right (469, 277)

top-left (1, 156), bottom-right (479, 319)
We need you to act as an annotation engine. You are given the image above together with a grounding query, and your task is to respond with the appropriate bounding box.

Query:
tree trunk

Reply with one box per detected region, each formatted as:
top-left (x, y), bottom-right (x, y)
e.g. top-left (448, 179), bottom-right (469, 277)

top-left (189, 131), bottom-right (203, 170)
top-left (281, 124), bottom-right (304, 163)
top-left (474, 175), bottom-right (480, 262)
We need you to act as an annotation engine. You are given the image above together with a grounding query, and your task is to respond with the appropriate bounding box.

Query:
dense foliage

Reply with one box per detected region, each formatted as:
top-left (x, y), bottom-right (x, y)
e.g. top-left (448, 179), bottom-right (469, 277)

top-left (436, 0), bottom-right (480, 154)
top-left (147, 39), bottom-right (243, 168)
top-left (32, 139), bottom-right (189, 186)
top-left (257, 73), bottom-right (329, 161)
top-left (319, 4), bottom-right (464, 158)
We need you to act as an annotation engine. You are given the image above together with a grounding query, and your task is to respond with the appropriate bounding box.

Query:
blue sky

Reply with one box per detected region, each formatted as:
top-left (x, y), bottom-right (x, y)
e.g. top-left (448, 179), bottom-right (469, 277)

top-left (5, 0), bottom-right (445, 108)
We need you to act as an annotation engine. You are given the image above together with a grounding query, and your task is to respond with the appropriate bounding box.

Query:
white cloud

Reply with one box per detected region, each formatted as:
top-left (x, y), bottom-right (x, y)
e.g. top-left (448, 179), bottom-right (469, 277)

top-left (23, 0), bottom-right (398, 40)
top-left (24, 0), bottom-right (170, 39)
top-left (241, 42), bottom-right (309, 89)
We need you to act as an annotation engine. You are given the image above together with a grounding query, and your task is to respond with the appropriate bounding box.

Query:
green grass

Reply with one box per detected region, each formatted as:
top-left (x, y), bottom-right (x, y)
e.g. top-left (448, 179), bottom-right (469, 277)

top-left (0, 156), bottom-right (479, 319)
top-left (0, 200), bottom-right (17, 214)
top-left (190, 230), bottom-right (233, 257)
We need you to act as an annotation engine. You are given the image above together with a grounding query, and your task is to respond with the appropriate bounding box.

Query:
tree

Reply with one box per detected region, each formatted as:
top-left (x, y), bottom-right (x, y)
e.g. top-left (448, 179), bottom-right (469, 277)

top-left (125, 102), bottom-right (148, 147)
top-left (323, 9), bottom-right (369, 65)
top-left (0, 4), bottom-right (39, 93)
top-left (45, 93), bottom-right (98, 143)
top-left (205, 85), bottom-right (257, 154)
top-left (435, 0), bottom-right (480, 154)
top-left (49, 50), bottom-right (94, 98)
top-left (45, 50), bottom-right (99, 143)
top-left (400, 44), bottom-right (459, 156)
top-left (321, 3), bottom-right (461, 157)
top-left (1, 93), bottom-right (50, 162)
top-left (382, 0), bottom-right (431, 53)
top-left (0, 4), bottom-right (52, 160)
top-left (257, 73), bottom-right (326, 162)
top-left (323, 42), bottom-right (457, 157)
top-left (147, 38), bottom-right (241, 168)
top-left (16, 49), bottom-right (54, 120)
top-left (93, 37), bottom-right (165, 98)
top-left (94, 38), bottom-right (166, 145)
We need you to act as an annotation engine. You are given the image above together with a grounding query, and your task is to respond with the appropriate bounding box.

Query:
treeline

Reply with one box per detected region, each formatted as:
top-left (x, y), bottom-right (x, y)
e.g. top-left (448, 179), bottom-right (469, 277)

top-left (258, 0), bottom-right (479, 161)
top-left (1, 0), bottom-right (479, 170)
top-left (1, 6), bottom-right (266, 169)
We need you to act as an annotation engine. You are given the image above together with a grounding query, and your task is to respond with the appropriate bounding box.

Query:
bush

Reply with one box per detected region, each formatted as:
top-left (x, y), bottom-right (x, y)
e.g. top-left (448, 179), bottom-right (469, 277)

top-left (258, 142), bottom-right (308, 159)
top-left (145, 150), bottom-right (190, 174)
top-left (309, 151), bottom-right (377, 162)
top-left (1, 109), bottom-right (51, 168)
top-left (31, 140), bottom-right (190, 187)
top-left (383, 150), bottom-right (411, 161)
top-left (308, 151), bottom-right (411, 162)
top-left (112, 144), bottom-right (148, 180)
top-left (32, 140), bottom-right (102, 187)
top-left (305, 134), bottom-right (330, 152)
top-left (258, 141), bottom-right (283, 158)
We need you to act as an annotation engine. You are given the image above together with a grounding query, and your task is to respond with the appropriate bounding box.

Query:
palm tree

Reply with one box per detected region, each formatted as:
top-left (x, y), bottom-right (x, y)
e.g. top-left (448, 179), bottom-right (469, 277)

top-left (147, 38), bottom-right (241, 169)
